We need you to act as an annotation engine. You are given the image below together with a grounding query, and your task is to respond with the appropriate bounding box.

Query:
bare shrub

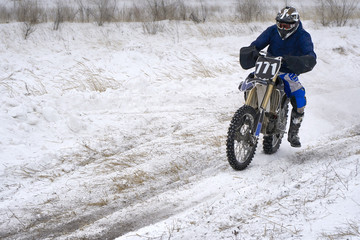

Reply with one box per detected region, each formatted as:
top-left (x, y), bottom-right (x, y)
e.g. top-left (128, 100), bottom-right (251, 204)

top-left (52, 2), bottom-right (77, 30)
top-left (317, 0), bottom-right (359, 26)
top-left (118, 4), bottom-right (144, 22)
top-left (189, 12), bottom-right (201, 23)
top-left (92, 0), bottom-right (117, 26)
top-left (146, 0), bottom-right (189, 21)
top-left (146, 0), bottom-right (168, 21)
top-left (22, 22), bottom-right (36, 39)
top-left (189, 1), bottom-right (208, 23)
top-left (14, 0), bottom-right (44, 39)
top-left (53, 7), bottom-right (62, 30)
top-left (0, 5), bottom-right (11, 23)
top-left (177, 0), bottom-right (187, 20)
top-left (77, 0), bottom-right (92, 23)
top-left (15, 0), bottom-right (44, 24)
top-left (235, 0), bottom-right (268, 22)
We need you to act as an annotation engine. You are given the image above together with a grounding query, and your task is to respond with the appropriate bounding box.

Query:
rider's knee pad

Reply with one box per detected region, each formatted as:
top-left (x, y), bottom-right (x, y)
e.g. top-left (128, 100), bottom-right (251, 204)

top-left (290, 96), bottom-right (306, 114)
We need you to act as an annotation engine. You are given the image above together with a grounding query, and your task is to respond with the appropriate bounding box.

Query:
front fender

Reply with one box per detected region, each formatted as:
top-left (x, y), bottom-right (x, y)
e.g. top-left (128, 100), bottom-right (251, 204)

top-left (239, 77), bottom-right (268, 92)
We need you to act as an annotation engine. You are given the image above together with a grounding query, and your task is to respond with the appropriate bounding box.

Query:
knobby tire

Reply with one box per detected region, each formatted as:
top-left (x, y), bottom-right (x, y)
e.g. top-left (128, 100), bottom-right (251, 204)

top-left (226, 105), bottom-right (258, 171)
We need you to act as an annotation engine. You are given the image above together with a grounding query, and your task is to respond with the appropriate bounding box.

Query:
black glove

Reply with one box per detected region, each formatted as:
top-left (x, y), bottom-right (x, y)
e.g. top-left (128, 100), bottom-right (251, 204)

top-left (283, 55), bottom-right (316, 74)
top-left (239, 46), bottom-right (259, 70)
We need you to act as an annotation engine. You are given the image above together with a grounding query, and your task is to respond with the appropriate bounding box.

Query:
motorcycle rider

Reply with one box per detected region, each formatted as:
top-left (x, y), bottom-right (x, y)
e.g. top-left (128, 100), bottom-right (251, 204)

top-left (240, 6), bottom-right (317, 148)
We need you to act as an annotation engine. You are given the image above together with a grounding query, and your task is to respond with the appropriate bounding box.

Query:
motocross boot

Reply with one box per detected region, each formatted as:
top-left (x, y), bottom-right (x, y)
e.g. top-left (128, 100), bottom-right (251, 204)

top-left (288, 109), bottom-right (304, 148)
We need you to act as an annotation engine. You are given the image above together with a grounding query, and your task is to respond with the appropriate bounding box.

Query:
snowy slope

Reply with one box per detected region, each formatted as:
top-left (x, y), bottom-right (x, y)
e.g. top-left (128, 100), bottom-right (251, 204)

top-left (0, 19), bottom-right (360, 240)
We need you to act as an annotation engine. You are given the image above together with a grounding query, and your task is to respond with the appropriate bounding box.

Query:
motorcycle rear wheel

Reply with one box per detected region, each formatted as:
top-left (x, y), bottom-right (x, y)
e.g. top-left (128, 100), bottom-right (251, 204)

top-left (226, 105), bottom-right (258, 170)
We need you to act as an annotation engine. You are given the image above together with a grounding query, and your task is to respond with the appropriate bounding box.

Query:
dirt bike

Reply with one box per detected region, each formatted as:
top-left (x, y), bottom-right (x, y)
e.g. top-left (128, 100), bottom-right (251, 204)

top-left (226, 51), bottom-right (289, 171)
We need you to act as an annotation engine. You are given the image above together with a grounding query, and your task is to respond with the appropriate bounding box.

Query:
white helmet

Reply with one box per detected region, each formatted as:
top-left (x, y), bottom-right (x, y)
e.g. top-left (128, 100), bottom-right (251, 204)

top-left (276, 6), bottom-right (300, 39)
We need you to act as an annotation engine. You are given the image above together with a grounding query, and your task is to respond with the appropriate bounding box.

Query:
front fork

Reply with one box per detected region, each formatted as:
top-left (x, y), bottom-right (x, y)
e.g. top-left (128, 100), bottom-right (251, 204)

top-left (245, 74), bottom-right (278, 138)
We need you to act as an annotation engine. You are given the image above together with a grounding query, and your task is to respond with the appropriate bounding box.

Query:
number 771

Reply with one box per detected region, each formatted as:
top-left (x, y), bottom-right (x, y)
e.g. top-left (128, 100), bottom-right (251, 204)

top-left (255, 61), bottom-right (278, 75)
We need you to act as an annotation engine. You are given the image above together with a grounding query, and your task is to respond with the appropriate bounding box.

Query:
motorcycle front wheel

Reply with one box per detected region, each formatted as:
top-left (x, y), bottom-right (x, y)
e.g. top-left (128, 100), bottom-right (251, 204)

top-left (226, 105), bottom-right (258, 171)
top-left (263, 103), bottom-right (289, 154)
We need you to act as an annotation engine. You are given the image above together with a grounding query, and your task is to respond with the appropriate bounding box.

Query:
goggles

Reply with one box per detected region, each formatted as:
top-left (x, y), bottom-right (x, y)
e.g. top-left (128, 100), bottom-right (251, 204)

top-left (277, 22), bottom-right (295, 30)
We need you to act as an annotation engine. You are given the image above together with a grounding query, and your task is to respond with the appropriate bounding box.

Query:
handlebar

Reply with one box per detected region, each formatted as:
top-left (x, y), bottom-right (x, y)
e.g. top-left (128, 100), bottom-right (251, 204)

top-left (240, 45), bottom-right (316, 74)
top-left (259, 50), bottom-right (283, 61)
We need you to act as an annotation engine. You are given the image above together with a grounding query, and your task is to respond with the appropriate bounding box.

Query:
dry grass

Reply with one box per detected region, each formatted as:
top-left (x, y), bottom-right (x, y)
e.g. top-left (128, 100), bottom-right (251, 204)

top-left (160, 159), bottom-right (188, 183)
top-left (155, 49), bottom-right (234, 82)
top-left (333, 46), bottom-right (347, 55)
top-left (87, 198), bottom-right (109, 207)
top-left (0, 68), bottom-right (46, 97)
top-left (76, 62), bottom-right (119, 92)
top-left (112, 169), bottom-right (155, 194)
top-left (321, 220), bottom-right (360, 239)
top-left (83, 143), bottom-right (119, 158)
top-left (14, 166), bottom-right (40, 178)
top-left (188, 51), bottom-right (215, 78)
top-left (0, 73), bottom-right (17, 97)
top-left (60, 61), bottom-right (121, 92)
top-left (210, 135), bottom-right (224, 148)
top-left (142, 21), bottom-right (165, 35)
top-left (19, 69), bottom-right (48, 96)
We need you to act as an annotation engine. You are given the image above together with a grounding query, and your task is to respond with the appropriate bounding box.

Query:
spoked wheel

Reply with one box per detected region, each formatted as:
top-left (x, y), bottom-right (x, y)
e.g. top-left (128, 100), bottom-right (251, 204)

top-left (263, 103), bottom-right (289, 154)
top-left (226, 105), bottom-right (258, 171)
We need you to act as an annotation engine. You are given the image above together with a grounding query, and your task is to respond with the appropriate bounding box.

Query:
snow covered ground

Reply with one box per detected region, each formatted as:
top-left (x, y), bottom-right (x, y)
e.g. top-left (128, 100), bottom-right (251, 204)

top-left (0, 15), bottom-right (360, 240)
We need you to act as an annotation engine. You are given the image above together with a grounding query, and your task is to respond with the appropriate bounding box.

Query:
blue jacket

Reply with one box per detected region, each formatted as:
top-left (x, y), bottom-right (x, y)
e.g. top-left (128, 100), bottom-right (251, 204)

top-left (250, 22), bottom-right (316, 73)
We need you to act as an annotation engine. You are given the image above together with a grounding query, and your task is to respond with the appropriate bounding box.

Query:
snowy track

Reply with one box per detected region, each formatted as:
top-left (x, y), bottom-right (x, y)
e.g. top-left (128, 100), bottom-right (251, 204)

top-left (1, 106), bottom-right (230, 239)
top-left (1, 19), bottom-right (360, 239)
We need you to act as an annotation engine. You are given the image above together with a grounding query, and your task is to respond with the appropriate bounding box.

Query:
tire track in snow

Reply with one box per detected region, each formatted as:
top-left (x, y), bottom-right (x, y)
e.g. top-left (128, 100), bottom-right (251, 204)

top-left (1, 111), bottom-right (229, 240)
top-left (117, 125), bottom-right (360, 239)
